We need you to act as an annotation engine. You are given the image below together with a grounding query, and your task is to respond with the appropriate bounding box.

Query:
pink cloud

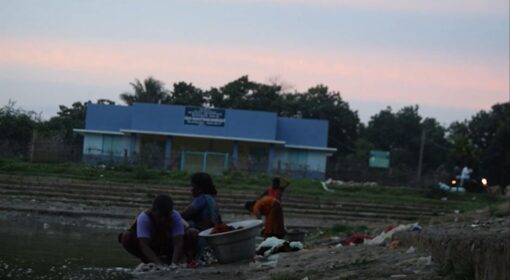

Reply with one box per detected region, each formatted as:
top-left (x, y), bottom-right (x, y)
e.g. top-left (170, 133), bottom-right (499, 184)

top-left (0, 38), bottom-right (508, 111)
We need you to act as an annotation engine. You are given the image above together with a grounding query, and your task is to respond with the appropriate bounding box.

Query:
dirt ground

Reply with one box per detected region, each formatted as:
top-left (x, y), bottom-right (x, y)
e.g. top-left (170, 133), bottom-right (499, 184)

top-left (1, 202), bottom-right (507, 280)
top-left (131, 203), bottom-right (510, 280)
top-left (1, 177), bottom-right (507, 280)
top-left (134, 245), bottom-right (441, 280)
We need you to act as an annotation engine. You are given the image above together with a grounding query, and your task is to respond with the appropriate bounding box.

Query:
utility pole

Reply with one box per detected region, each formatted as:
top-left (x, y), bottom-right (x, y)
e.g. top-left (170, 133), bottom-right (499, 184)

top-left (416, 129), bottom-right (426, 187)
top-left (29, 129), bottom-right (37, 162)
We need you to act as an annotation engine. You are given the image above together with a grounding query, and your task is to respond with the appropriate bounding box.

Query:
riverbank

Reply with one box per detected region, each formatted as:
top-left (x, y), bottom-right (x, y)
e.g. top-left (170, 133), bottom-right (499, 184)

top-left (132, 203), bottom-right (510, 280)
top-left (0, 159), bottom-right (504, 211)
top-left (1, 172), bottom-right (507, 279)
top-left (1, 173), bottom-right (504, 230)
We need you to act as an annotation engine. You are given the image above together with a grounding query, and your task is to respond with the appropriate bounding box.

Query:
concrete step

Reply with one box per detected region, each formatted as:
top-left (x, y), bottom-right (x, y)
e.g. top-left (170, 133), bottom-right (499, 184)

top-left (0, 182), bottom-right (443, 214)
top-left (0, 188), bottom-right (438, 220)
top-left (0, 192), bottom-right (428, 222)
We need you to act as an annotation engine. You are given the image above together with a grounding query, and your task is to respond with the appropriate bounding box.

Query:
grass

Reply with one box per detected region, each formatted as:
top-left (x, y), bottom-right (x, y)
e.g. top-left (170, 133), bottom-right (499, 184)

top-left (0, 159), bottom-right (505, 212)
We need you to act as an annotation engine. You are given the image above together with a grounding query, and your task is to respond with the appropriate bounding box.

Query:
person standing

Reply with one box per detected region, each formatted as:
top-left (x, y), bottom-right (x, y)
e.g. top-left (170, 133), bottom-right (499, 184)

top-left (260, 177), bottom-right (290, 202)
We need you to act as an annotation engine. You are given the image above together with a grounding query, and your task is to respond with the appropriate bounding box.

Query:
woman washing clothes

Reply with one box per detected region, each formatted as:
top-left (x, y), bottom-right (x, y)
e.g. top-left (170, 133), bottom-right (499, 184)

top-left (180, 172), bottom-right (222, 260)
top-left (245, 195), bottom-right (286, 239)
top-left (119, 194), bottom-right (188, 266)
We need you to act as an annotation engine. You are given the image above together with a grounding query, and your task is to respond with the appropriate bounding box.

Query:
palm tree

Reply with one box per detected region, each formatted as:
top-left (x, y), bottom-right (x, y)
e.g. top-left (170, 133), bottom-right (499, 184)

top-left (120, 77), bottom-right (169, 105)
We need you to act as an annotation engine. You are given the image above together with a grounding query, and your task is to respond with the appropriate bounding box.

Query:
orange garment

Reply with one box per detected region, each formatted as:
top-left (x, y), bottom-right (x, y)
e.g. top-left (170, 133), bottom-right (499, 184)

top-left (253, 196), bottom-right (286, 239)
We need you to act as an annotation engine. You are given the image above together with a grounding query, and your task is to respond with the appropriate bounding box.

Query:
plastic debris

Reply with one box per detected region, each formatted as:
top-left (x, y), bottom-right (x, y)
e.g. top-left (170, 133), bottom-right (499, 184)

top-left (416, 256), bottom-right (432, 267)
top-left (320, 181), bottom-right (335, 193)
top-left (254, 253), bottom-right (280, 268)
top-left (385, 240), bottom-right (400, 249)
top-left (364, 223), bottom-right (418, 246)
top-left (406, 246), bottom-right (416, 253)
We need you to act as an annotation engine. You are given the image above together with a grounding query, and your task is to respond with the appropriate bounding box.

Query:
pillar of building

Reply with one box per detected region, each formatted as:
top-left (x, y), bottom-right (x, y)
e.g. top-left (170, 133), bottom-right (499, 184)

top-left (129, 133), bottom-right (138, 161)
top-left (232, 141), bottom-right (239, 168)
top-left (164, 136), bottom-right (173, 169)
top-left (267, 144), bottom-right (275, 174)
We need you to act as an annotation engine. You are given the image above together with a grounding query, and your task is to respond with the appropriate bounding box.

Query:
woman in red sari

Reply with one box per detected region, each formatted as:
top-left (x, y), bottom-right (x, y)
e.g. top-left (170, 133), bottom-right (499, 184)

top-left (245, 196), bottom-right (286, 239)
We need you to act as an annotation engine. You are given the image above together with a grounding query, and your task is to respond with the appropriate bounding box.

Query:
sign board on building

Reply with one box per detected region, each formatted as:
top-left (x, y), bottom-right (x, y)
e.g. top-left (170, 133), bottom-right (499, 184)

top-left (184, 107), bottom-right (226, 127)
top-left (369, 150), bottom-right (390, 168)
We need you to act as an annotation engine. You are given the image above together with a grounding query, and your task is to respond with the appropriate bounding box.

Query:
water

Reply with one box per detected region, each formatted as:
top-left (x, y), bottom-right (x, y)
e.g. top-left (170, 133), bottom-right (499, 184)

top-left (0, 218), bottom-right (138, 280)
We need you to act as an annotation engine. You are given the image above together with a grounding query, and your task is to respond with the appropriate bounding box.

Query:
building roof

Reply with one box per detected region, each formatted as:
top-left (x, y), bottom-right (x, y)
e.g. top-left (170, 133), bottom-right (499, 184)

top-left (76, 103), bottom-right (336, 152)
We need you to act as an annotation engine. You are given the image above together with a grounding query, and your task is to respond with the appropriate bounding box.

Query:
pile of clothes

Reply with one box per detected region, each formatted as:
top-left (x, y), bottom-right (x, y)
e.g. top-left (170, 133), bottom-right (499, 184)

top-left (337, 223), bottom-right (422, 247)
top-left (256, 237), bottom-right (304, 257)
top-left (210, 223), bottom-right (243, 234)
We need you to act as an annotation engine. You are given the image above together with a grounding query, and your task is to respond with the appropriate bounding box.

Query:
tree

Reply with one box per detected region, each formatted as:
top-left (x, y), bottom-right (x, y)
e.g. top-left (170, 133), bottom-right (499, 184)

top-left (42, 102), bottom-right (88, 141)
top-left (41, 99), bottom-right (116, 145)
top-left (245, 83), bottom-right (283, 112)
top-left (473, 103), bottom-right (510, 186)
top-left (365, 107), bottom-right (398, 150)
top-left (0, 100), bottom-right (39, 158)
top-left (420, 118), bottom-right (449, 171)
top-left (208, 76), bottom-right (256, 109)
top-left (282, 85), bottom-right (360, 156)
top-left (446, 121), bottom-right (479, 167)
top-left (168, 82), bottom-right (206, 106)
top-left (364, 105), bottom-right (448, 172)
top-left (120, 77), bottom-right (169, 105)
top-left (446, 103), bottom-right (510, 185)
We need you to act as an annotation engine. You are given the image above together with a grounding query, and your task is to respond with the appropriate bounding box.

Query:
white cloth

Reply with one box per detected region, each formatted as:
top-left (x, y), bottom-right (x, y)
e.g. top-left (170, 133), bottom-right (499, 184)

top-left (256, 237), bottom-right (304, 256)
top-left (363, 223), bottom-right (417, 246)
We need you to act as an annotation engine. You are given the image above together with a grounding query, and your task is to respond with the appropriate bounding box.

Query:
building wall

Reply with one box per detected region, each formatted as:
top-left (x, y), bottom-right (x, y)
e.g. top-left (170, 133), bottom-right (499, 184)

top-left (273, 148), bottom-right (328, 179)
top-left (130, 103), bottom-right (278, 142)
top-left (276, 117), bottom-right (329, 147)
top-left (237, 141), bottom-right (269, 172)
top-left (85, 105), bottom-right (132, 131)
top-left (81, 132), bottom-right (328, 179)
top-left (82, 134), bottom-right (130, 163)
top-left (83, 134), bottom-right (103, 155)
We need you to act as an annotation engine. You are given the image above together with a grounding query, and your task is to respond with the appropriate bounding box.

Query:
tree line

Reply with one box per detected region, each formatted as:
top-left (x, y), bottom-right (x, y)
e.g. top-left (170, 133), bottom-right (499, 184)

top-left (1, 76), bottom-right (508, 186)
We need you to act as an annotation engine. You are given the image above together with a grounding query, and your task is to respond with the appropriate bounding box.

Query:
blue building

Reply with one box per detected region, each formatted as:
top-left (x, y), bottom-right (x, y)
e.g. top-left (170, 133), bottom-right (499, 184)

top-left (74, 103), bottom-right (336, 179)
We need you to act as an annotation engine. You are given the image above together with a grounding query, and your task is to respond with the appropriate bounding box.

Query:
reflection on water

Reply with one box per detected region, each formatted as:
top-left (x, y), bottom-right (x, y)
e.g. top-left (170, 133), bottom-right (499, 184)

top-left (0, 218), bottom-right (138, 280)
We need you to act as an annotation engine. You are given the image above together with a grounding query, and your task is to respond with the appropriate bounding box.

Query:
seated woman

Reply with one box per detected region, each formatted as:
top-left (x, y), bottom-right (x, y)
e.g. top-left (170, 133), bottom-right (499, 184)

top-left (119, 194), bottom-right (187, 266)
top-left (245, 196), bottom-right (286, 239)
top-left (181, 172), bottom-right (222, 231)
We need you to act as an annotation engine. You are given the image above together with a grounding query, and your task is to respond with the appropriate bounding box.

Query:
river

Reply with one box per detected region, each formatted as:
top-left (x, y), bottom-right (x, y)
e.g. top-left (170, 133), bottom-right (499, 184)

top-left (0, 216), bottom-right (138, 280)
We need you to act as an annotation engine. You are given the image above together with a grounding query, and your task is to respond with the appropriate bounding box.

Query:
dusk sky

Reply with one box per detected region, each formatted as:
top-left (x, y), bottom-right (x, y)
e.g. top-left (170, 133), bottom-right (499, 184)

top-left (1, 0), bottom-right (509, 124)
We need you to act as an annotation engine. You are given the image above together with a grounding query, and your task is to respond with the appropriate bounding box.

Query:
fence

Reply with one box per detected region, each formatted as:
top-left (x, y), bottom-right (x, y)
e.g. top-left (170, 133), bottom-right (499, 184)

top-left (0, 134), bottom-right (82, 163)
top-left (180, 151), bottom-right (229, 175)
top-left (326, 157), bottom-right (450, 187)
top-left (0, 134), bottom-right (450, 186)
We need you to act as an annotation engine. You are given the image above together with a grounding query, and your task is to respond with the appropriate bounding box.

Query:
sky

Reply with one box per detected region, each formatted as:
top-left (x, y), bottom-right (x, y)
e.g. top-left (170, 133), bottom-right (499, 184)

top-left (0, 0), bottom-right (509, 125)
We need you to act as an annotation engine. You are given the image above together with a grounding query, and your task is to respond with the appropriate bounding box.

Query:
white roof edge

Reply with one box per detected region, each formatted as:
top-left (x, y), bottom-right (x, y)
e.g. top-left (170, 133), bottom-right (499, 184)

top-left (120, 129), bottom-right (286, 144)
top-left (73, 129), bottom-right (124, 135)
top-left (284, 144), bottom-right (337, 152)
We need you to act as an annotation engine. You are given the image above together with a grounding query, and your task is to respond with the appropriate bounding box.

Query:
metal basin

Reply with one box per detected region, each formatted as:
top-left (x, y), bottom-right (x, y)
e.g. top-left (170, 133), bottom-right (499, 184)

top-left (198, 220), bottom-right (263, 264)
